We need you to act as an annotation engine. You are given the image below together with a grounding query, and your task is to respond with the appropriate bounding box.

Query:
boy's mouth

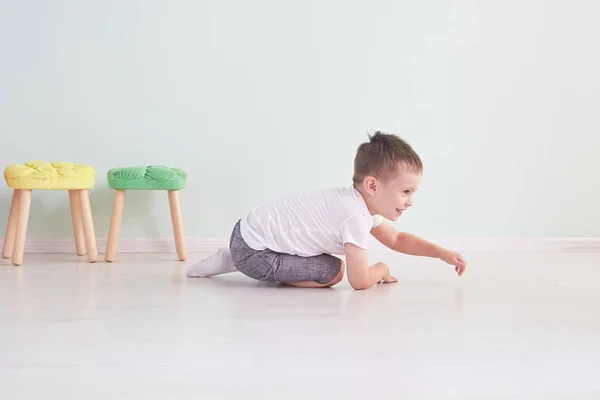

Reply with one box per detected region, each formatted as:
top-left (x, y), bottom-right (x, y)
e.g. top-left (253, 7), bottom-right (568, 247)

top-left (396, 208), bottom-right (404, 216)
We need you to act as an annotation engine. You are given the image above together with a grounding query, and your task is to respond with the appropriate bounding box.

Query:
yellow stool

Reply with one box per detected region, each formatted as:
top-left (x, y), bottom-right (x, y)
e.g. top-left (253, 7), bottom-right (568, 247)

top-left (2, 161), bottom-right (98, 266)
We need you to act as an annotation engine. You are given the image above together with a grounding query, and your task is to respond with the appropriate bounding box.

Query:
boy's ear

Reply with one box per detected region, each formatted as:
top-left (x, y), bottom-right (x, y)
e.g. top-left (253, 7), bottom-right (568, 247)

top-left (364, 176), bottom-right (377, 196)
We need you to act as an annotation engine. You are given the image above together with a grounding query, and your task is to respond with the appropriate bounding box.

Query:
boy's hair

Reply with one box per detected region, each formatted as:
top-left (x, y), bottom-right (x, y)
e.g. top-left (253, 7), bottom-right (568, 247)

top-left (353, 131), bottom-right (423, 184)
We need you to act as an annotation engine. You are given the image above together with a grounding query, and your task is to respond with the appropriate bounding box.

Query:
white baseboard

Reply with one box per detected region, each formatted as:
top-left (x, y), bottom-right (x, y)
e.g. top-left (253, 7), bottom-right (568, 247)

top-left (5, 237), bottom-right (600, 254)
top-left (16, 237), bottom-right (229, 254)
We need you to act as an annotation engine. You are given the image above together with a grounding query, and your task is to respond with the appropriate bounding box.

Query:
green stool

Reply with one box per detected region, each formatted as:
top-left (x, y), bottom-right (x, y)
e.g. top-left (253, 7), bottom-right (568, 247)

top-left (105, 166), bottom-right (188, 262)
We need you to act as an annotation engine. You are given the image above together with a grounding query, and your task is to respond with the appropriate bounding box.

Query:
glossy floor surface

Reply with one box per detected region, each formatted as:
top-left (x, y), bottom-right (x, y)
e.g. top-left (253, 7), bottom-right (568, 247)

top-left (1, 251), bottom-right (599, 399)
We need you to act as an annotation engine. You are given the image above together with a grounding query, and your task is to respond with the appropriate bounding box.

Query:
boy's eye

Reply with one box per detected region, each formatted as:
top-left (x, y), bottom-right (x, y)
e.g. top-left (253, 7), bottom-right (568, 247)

top-left (403, 190), bottom-right (411, 195)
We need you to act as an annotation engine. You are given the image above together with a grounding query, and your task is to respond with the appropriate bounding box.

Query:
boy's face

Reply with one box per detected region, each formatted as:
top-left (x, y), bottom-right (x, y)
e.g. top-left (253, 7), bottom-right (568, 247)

top-left (363, 165), bottom-right (422, 221)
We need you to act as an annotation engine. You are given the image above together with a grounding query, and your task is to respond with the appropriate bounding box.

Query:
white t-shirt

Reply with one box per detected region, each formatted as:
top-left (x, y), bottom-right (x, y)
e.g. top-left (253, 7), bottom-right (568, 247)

top-left (240, 186), bottom-right (384, 257)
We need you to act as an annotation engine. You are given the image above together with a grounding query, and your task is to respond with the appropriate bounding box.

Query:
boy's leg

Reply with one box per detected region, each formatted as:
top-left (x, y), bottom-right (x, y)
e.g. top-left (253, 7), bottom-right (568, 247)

top-left (274, 253), bottom-right (345, 288)
top-left (282, 260), bottom-right (345, 288)
top-left (231, 243), bottom-right (345, 287)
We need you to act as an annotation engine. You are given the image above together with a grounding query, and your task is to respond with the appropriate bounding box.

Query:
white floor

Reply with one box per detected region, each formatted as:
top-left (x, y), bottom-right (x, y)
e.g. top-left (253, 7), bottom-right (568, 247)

top-left (1, 251), bottom-right (599, 399)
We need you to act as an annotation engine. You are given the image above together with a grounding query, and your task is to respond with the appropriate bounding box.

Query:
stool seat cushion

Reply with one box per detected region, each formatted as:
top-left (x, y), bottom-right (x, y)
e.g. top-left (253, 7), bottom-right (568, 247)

top-left (107, 166), bottom-right (187, 190)
top-left (4, 161), bottom-right (96, 190)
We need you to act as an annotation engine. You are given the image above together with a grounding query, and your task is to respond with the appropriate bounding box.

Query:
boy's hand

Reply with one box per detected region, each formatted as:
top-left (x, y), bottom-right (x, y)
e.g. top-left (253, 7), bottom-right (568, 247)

top-left (439, 249), bottom-right (467, 276)
top-left (344, 245), bottom-right (395, 290)
top-left (377, 262), bottom-right (397, 284)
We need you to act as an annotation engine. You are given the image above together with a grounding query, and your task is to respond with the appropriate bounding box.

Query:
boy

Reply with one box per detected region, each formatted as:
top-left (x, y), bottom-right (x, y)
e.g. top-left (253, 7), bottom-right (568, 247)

top-left (188, 132), bottom-right (466, 290)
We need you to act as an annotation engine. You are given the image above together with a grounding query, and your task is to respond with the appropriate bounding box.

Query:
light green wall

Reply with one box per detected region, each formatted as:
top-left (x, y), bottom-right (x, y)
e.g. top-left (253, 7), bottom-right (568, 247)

top-left (1, 0), bottom-right (599, 239)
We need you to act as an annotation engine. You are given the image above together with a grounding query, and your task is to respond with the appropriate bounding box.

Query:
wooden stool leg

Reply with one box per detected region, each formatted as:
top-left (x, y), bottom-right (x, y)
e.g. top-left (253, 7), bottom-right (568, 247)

top-left (79, 190), bottom-right (98, 263)
top-left (105, 190), bottom-right (126, 262)
top-left (168, 190), bottom-right (187, 261)
top-left (2, 190), bottom-right (21, 259)
top-left (11, 189), bottom-right (32, 266)
top-left (68, 190), bottom-right (86, 256)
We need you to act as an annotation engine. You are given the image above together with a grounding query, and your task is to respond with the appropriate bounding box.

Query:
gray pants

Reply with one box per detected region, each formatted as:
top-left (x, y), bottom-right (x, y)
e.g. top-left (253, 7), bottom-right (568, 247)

top-left (229, 220), bottom-right (342, 284)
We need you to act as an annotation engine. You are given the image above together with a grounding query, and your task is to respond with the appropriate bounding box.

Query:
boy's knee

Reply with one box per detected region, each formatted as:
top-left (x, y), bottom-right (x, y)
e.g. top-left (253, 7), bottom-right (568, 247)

top-left (328, 260), bottom-right (345, 286)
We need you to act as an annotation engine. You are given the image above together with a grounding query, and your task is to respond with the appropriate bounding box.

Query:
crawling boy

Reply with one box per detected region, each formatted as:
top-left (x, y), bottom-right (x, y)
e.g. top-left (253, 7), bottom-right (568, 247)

top-left (188, 132), bottom-right (466, 289)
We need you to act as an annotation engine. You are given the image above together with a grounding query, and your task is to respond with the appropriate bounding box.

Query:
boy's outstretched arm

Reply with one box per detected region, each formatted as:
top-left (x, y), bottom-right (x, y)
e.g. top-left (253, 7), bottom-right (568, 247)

top-left (371, 221), bottom-right (467, 276)
top-left (344, 243), bottom-right (397, 290)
